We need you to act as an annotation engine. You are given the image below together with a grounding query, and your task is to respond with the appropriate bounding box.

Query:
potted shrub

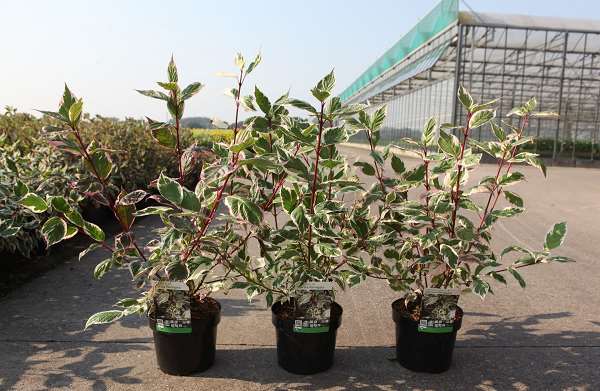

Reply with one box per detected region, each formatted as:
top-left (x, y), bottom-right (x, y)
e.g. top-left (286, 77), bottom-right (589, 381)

top-left (19, 53), bottom-right (272, 375)
top-left (221, 70), bottom-right (375, 374)
top-left (349, 87), bottom-right (571, 373)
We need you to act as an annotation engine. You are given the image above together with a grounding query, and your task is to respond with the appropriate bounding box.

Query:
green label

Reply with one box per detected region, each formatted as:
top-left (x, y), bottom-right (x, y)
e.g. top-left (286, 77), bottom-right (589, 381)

top-left (156, 324), bottom-right (192, 334)
top-left (293, 324), bottom-right (330, 334)
top-left (418, 325), bottom-right (453, 334)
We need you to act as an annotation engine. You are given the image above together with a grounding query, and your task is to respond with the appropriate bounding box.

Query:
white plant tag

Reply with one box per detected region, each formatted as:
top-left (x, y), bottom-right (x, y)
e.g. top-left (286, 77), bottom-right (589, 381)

top-left (293, 281), bottom-right (334, 333)
top-left (154, 281), bottom-right (192, 334)
top-left (418, 287), bottom-right (460, 334)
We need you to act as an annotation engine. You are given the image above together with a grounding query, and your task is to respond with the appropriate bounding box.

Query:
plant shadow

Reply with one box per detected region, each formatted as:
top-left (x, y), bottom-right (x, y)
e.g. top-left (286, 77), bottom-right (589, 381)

top-left (0, 296), bottom-right (268, 390)
top-left (2, 310), bottom-right (600, 390)
top-left (195, 311), bottom-right (600, 390)
top-left (462, 310), bottom-right (600, 347)
top-left (2, 214), bottom-right (599, 389)
top-left (0, 218), bottom-right (157, 390)
top-left (0, 215), bottom-right (266, 390)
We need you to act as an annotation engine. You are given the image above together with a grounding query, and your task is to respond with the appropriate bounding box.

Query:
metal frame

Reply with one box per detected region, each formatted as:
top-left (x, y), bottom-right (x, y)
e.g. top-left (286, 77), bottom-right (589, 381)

top-left (344, 10), bottom-right (600, 164)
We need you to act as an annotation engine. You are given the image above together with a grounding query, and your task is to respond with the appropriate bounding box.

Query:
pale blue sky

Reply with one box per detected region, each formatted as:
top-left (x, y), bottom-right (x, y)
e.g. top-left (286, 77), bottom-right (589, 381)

top-left (0, 0), bottom-right (596, 122)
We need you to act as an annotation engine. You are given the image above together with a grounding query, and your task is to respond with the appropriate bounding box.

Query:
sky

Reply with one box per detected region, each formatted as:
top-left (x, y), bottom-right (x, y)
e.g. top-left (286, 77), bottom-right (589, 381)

top-left (0, 0), bottom-right (597, 123)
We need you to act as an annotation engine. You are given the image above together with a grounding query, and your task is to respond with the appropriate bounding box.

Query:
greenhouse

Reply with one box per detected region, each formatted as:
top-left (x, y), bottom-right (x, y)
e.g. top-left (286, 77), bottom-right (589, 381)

top-left (341, 0), bottom-right (600, 164)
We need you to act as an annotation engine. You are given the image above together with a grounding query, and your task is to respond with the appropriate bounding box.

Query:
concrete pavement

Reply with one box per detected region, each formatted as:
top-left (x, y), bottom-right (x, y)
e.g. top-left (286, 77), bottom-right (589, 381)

top-left (1, 145), bottom-right (599, 390)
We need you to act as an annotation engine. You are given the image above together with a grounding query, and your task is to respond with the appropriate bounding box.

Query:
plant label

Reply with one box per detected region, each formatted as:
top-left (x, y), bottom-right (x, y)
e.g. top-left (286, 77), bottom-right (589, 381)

top-left (293, 281), bottom-right (334, 334)
top-left (418, 287), bottom-right (460, 334)
top-left (154, 281), bottom-right (192, 334)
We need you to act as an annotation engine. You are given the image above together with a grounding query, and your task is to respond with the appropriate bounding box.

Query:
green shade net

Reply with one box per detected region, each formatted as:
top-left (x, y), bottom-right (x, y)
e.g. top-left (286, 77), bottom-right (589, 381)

top-left (340, 0), bottom-right (458, 102)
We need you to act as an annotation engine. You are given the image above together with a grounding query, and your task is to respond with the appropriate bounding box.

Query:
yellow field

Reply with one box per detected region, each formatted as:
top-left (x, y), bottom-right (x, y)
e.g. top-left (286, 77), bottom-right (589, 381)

top-left (189, 128), bottom-right (233, 143)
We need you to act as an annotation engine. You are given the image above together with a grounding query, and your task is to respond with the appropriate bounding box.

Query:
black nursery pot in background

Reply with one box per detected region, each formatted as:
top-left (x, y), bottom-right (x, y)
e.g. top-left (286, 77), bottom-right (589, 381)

top-left (149, 300), bottom-right (221, 376)
top-left (271, 301), bottom-right (343, 375)
top-left (392, 298), bottom-right (463, 373)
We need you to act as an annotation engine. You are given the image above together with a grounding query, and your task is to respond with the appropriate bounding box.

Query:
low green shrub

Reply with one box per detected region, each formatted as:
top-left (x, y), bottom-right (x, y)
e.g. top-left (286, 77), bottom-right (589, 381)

top-left (0, 106), bottom-right (46, 150)
top-left (80, 116), bottom-right (190, 190)
top-left (521, 137), bottom-right (599, 157)
top-left (0, 132), bottom-right (82, 257)
top-left (0, 107), bottom-right (201, 259)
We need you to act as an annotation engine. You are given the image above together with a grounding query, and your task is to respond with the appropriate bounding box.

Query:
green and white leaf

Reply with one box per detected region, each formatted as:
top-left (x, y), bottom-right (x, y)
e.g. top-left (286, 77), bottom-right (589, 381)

top-left (85, 310), bottom-right (123, 330)
top-left (41, 217), bottom-right (68, 246)
top-left (544, 222), bottom-right (567, 251)
top-left (157, 173), bottom-right (183, 205)
top-left (20, 193), bottom-right (48, 213)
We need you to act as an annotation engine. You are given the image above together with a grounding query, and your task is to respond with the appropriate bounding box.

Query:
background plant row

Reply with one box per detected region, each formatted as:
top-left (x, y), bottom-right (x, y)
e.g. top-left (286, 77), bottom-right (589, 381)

top-left (0, 107), bottom-right (228, 259)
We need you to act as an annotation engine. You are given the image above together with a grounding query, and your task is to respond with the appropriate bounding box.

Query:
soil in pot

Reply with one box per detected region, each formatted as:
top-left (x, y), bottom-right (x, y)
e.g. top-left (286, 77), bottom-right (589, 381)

top-left (392, 298), bottom-right (463, 373)
top-left (149, 296), bottom-right (221, 376)
top-left (271, 300), bottom-right (343, 375)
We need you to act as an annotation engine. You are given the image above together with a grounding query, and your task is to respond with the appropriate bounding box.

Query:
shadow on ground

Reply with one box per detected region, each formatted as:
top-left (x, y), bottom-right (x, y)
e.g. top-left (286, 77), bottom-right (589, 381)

top-left (1, 265), bottom-right (260, 390)
top-left (0, 216), bottom-right (266, 390)
top-left (463, 311), bottom-right (600, 347)
top-left (201, 346), bottom-right (596, 390)
top-left (0, 218), bottom-right (145, 390)
top-left (194, 312), bottom-right (599, 390)
top-left (1, 297), bottom-right (262, 391)
top-left (4, 312), bottom-right (594, 390)
top-left (2, 209), bottom-right (600, 389)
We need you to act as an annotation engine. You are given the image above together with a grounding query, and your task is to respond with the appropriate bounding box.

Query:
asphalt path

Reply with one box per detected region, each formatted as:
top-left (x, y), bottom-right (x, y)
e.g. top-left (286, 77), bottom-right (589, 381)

top-left (1, 145), bottom-right (599, 390)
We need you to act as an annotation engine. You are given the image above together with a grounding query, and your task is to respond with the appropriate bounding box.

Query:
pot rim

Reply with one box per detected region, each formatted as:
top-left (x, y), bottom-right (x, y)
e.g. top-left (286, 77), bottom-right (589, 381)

top-left (148, 297), bottom-right (222, 321)
top-left (391, 297), bottom-right (463, 329)
top-left (271, 300), bottom-right (343, 329)
top-left (271, 300), bottom-right (343, 313)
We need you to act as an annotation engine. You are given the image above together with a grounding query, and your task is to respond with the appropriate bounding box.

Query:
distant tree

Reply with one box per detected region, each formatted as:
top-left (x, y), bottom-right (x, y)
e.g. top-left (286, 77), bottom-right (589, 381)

top-left (180, 116), bottom-right (214, 129)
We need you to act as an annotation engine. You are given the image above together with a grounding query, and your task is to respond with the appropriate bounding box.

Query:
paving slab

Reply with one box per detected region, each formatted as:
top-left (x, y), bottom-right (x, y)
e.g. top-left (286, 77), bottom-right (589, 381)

top-left (1, 145), bottom-right (599, 390)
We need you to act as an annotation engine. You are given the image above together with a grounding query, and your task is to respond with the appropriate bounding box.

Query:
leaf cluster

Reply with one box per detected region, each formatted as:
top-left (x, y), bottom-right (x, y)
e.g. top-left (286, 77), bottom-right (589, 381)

top-left (20, 58), bottom-right (572, 330)
top-left (349, 87), bottom-right (570, 302)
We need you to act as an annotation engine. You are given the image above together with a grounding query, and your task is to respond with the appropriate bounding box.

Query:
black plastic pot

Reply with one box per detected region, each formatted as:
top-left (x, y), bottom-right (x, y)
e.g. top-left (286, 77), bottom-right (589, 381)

top-left (392, 298), bottom-right (463, 373)
top-left (271, 301), bottom-right (343, 375)
top-left (149, 300), bottom-right (221, 376)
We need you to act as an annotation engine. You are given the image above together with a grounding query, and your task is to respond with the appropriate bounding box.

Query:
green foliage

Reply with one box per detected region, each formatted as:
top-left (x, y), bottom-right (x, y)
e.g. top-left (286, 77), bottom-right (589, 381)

top-left (222, 69), bottom-right (374, 303)
top-left (348, 88), bottom-right (571, 304)
top-left (41, 217), bottom-right (68, 247)
top-left (520, 137), bottom-right (599, 159)
top-left (79, 116), bottom-right (189, 190)
top-left (545, 222), bottom-right (567, 251)
top-left (24, 54), bottom-right (271, 329)
top-left (17, 56), bottom-right (572, 332)
top-left (20, 193), bottom-right (48, 213)
top-left (0, 101), bottom-right (197, 259)
top-left (0, 113), bottom-right (83, 257)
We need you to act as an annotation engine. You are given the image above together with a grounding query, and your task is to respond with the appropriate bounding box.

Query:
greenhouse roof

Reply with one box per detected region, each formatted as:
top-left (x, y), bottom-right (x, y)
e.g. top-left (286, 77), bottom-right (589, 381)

top-left (340, 0), bottom-right (600, 103)
top-left (338, 0), bottom-right (459, 102)
top-left (459, 12), bottom-right (600, 33)
top-left (345, 42), bottom-right (451, 105)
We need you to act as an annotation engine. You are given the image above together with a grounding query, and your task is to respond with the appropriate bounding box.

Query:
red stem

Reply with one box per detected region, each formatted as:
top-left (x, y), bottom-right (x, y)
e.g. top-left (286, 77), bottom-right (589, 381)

top-left (181, 70), bottom-right (246, 263)
top-left (306, 102), bottom-right (326, 268)
top-left (476, 115), bottom-right (529, 232)
top-left (422, 147), bottom-right (438, 237)
top-left (449, 113), bottom-right (472, 237)
top-left (267, 128), bottom-right (279, 228)
top-left (445, 114), bottom-right (531, 286)
top-left (262, 143), bottom-right (301, 210)
top-left (231, 69), bottom-right (243, 144)
top-left (309, 102), bottom-right (326, 214)
top-left (173, 89), bottom-right (184, 184)
top-left (71, 127), bottom-right (148, 262)
top-left (365, 129), bottom-right (386, 192)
